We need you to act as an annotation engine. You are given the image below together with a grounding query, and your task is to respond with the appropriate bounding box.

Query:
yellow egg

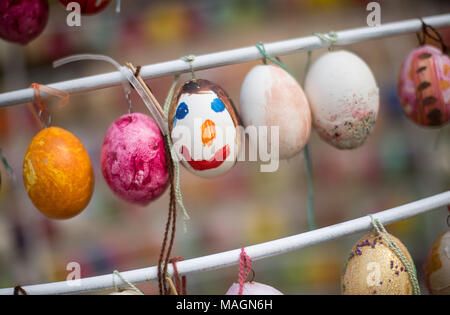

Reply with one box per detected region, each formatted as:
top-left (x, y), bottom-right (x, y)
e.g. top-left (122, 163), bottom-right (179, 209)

top-left (23, 127), bottom-right (94, 219)
top-left (341, 232), bottom-right (415, 295)
top-left (424, 231), bottom-right (450, 295)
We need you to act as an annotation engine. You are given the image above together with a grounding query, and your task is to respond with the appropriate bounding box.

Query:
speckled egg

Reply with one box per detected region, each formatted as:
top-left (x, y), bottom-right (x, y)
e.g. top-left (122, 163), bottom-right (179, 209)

top-left (239, 64), bottom-right (311, 159)
top-left (0, 0), bottom-right (49, 45)
top-left (398, 45), bottom-right (450, 126)
top-left (169, 79), bottom-right (240, 178)
top-left (23, 127), bottom-right (94, 219)
top-left (342, 232), bottom-right (415, 295)
top-left (423, 231), bottom-right (450, 295)
top-left (305, 50), bottom-right (379, 149)
top-left (225, 282), bottom-right (283, 295)
top-left (59, 0), bottom-right (111, 15)
top-left (101, 113), bottom-right (169, 205)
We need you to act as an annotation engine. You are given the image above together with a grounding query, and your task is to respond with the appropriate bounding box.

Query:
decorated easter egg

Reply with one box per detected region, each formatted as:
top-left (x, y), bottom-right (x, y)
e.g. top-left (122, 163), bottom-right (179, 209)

top-left (23, 127), bottom-right (94, 219)
top-left (341, 232), bottom-right (415, 295)
top-left (423, 231), bottom-right (450, 295)
top-left (101, 113), bottom-right (169, 205)
top-left (59, 0), bottom-right (110, 15)
top-left (239, 64), bottom-right (311, 159)
top-left (226, 282), bottom-right (283, 295)
top-left (0, 0), bottom-right (49, 45)
top-left (169, 79), bottom-right (240, 178)
top-left (398, 45), bottom-right (450, 126)
top-left (305, 50), bottom-right (379, 149)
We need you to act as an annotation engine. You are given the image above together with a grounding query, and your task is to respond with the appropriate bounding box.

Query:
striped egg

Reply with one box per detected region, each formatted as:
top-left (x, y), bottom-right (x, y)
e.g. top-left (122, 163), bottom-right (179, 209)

top-left (398, 45), bottom-right (450, 126)
top-left (305, 50), bottom-right (379, 150)
top-left (239, 64), bottom-right (311, 159)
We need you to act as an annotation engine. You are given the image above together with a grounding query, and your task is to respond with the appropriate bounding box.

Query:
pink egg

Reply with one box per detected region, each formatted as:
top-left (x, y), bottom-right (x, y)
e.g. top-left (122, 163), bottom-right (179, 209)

top-left (101, 113), bottom-right (169, 205)
top-left (0, 0), bottom-right (49, 45)
top-left (398, 45), bottom-right (450, 126)
top-left (225, 282), bottom-right (283, 295)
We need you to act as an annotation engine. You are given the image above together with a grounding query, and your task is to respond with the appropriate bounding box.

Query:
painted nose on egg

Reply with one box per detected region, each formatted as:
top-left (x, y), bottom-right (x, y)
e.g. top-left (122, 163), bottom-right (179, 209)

top-left (201, 119), bottom-right (216, 146)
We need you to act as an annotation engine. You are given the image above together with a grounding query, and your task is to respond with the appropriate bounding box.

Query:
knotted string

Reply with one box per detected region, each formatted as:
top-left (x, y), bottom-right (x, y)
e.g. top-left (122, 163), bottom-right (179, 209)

top-left (313, 31), bottom-right (338, 51)
top-left (112, 270), bottom-right (144, 295)
top-left (369, 216), bottom-right (421, 295)
top-left (164, 257), bottom-right (187, 295)
top-left (238, 247), bottom-right (253, 295)
top-left (255, 42), bottom-right (316, 230)
top-left (416, 18), bottom-right (447, 54)
top-left (181, 55), bottom-right (197, 80)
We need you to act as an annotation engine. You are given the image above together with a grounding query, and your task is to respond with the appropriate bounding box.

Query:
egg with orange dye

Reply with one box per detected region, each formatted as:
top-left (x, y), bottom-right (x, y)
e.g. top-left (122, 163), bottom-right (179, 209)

top-left (240, 64), bottom-right (311, 159)
top-left (423, 231), bottom-right (450, 295)
top-left (23, 127), bottom-right (94, 219)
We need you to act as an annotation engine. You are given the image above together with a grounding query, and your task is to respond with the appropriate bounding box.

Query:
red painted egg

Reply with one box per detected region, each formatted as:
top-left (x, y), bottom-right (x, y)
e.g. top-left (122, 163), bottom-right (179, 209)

top-left (59, 0), bottom-right (111, 15)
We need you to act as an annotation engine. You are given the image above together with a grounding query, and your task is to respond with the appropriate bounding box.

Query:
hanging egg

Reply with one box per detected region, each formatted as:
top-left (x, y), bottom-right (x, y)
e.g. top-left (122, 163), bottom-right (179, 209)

top-left (239, 64), bottom-right (311, 159)
top-left (109, 289), bottom-right (141, 295)
top-left (423, 231), bottom-right (450, 295)
top-left (226, 282), bottom-right (283, 295)
top-left (169, 79), bottom-right (240, 178)
top-left (101, 112), bottom-right (169, 205)
top-left (341, 232), bottom-right (415, 295)
top-left (23, 127), bottom-right (94, 219)
top-left (59, 0), bottom-right (111, 15)
top-left (305, 50), bottom-right (379, 149)
top-left (0, 0), bottom-right (49, 45)
top-left (398, 45), bottom-right (450, 126)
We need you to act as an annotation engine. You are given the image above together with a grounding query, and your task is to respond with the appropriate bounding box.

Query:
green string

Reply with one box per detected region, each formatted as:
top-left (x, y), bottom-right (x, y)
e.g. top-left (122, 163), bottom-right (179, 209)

top-left (112, 270), bottom-right (145, 295)
top-left (369, 216), bottom-right (421, 295)
top-left (313, 31), bottom-right (338, 51)
top-left (255, 42), bottom-right (316, 230)
top-left (0, 148), bottom-right (15, 180)
top-left (164, 73), bottom-right (190, 231)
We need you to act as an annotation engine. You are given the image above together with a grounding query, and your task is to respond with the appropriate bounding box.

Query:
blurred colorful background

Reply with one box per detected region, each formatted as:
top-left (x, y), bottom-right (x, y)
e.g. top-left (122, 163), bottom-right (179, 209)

top-left (0, 0), bottom-right (449, 294)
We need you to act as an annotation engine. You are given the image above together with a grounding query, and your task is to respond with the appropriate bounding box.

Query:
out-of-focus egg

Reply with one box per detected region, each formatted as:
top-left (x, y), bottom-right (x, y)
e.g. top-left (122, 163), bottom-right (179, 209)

top-left (341, 232), bottom-right (415, 295)
top-left (423, 231), bottom-right (450, 295)
top-left (23, 127), bottom-right (94, 219)
top-left (169, 79), bottom-right (240, 178)
top-left (101, 113), bottom-right (169, 205)
top-left (0, 0), bottom-right (49, 45)
top-left (398, 45), bottom-right (450, 126)
top-left (239, 64), bottom-right (311, 159)
top-left (226, 282), bottom-right (283, 295)
top-left (58, 0), bottom-right (110, 15)
top-left (305, 50), bottom-right (379, 149)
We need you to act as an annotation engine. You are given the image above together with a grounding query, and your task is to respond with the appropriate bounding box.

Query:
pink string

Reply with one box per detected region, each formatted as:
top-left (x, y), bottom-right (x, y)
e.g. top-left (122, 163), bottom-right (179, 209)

top-left (238, 247), bottom-right (252, 295)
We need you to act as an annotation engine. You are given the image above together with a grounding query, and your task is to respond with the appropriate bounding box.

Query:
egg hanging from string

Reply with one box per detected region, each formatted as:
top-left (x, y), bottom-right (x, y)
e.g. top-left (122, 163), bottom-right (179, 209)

top-left (225, 282), bottom-right (283, 295)
top-left (58, 0), bottom-right (111, 15)
top-left (239, 64), bottom-right (311, 159)
top-left (169, 79), bottom-right (240, 178)
top-left (101, 112), bottom-right (169, 205)
top-left (423, 230), bottom-right (450, 295)
top-left (23, 127), bottom-right (94, 219)
top-left (305, 50), bottom-right (379, 149)
top-left (0, 0), bottom-right (49, 45)
top-left (341, 232), bottom-right (415, 295)
top-left (398, 45), bottom-right (450, 126)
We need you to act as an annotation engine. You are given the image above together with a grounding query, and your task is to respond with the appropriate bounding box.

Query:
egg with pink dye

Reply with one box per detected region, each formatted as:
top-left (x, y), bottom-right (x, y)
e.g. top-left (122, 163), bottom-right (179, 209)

top-left (226, 282), bottom-right (283, 295)
top-left (398, 45), bottom-right (450, 126)
top-left (239, 64), bottom-right (311, 159)
top-left (305, 50), bottom-right (379, 149)
top-left (101, 112), bottom-right (169, 205)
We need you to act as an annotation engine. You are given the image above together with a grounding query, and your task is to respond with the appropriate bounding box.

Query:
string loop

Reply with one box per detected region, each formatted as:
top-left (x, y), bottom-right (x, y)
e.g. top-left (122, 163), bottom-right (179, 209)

top-left (112, 270), bottom-right (144, 295)
top-left (416, 18), bottom-right (447, 53)
top-left (238, 247), bottom-right (253, 295)
top-left (313, 31), bottom-right (338, 51)
top-left (181, 55), bottom-right (197, 81)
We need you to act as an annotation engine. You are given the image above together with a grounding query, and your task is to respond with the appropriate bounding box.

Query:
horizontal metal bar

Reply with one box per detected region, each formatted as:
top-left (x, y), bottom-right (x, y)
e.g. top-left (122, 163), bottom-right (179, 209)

top-left (0, 13), bottom-right (449, 108)
top-left (0, 191), bottom-right (448, 295)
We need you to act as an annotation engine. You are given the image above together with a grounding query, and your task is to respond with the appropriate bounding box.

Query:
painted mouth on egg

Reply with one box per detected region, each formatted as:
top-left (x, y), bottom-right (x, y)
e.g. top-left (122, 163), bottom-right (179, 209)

top-left (180, 145), bottom-right (230, 171)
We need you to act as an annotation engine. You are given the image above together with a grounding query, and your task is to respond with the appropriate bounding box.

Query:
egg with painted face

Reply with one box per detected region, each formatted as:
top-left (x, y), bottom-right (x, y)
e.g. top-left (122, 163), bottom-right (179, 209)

top-left (305, 50), bottom-right (379, 149)
top-left (398, 45), bottom-right (450, 126)
top-left (169, 80), bottom-right (240, 178)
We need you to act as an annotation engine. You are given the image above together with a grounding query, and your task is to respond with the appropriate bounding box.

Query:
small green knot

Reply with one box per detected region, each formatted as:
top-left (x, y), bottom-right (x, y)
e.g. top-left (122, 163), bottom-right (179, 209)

top-left (313, 31), bottom-right (338, 51)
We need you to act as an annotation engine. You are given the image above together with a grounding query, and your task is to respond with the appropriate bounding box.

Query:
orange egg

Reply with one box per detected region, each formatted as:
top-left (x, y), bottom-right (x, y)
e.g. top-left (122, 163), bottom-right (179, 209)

top-left (23, 127), bottom-right (94, 219)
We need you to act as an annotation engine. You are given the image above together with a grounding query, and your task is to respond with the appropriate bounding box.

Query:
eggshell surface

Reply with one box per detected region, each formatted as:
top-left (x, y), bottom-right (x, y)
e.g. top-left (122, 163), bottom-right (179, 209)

top-left (239, 64), bottom-right (311, 159)
top-left (423, 231), bottom-right (450, 295)
top-left (101, 113), bottom-right (169, 205)
top-left (226, 282), bottom-right (283, 295)
top-left (305, 50), bottom-right (379, 149)
top-left (23, 127), bottom-right (94, 219)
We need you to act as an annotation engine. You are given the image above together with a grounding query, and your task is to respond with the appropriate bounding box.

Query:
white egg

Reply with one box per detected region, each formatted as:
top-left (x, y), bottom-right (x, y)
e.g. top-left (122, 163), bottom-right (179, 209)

top-left (305, 50), bottom-right (379, 149)
top-left (225, 282), bottom-right (283, 295)
top-left (239, 64), bottom-right (311, 159)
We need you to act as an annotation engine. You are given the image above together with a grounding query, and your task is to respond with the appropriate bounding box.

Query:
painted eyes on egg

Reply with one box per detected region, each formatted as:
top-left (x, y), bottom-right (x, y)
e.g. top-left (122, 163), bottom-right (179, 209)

top-left (175, 102), bottom-right (189, 120)
top-left (211, 98), bottom-right (225, 113)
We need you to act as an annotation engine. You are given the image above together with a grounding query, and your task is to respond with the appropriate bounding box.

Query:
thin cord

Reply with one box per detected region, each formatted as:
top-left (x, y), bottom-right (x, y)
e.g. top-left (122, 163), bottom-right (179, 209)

top-left (313, 31), bottom-right (338, 51)
top-left (181, 55), bottom-right (197, 81)
top-left (112, 270), bottom-right (144, 295)
top-left (238, 247), bottom-right (253, 295)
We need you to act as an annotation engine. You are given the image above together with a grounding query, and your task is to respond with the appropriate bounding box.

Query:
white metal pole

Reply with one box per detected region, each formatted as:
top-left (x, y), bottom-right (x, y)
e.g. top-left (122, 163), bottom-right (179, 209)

top-left (0, 14), bottom-right (449, 108)
top-left (0, 191), bottom-right (448, 295)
